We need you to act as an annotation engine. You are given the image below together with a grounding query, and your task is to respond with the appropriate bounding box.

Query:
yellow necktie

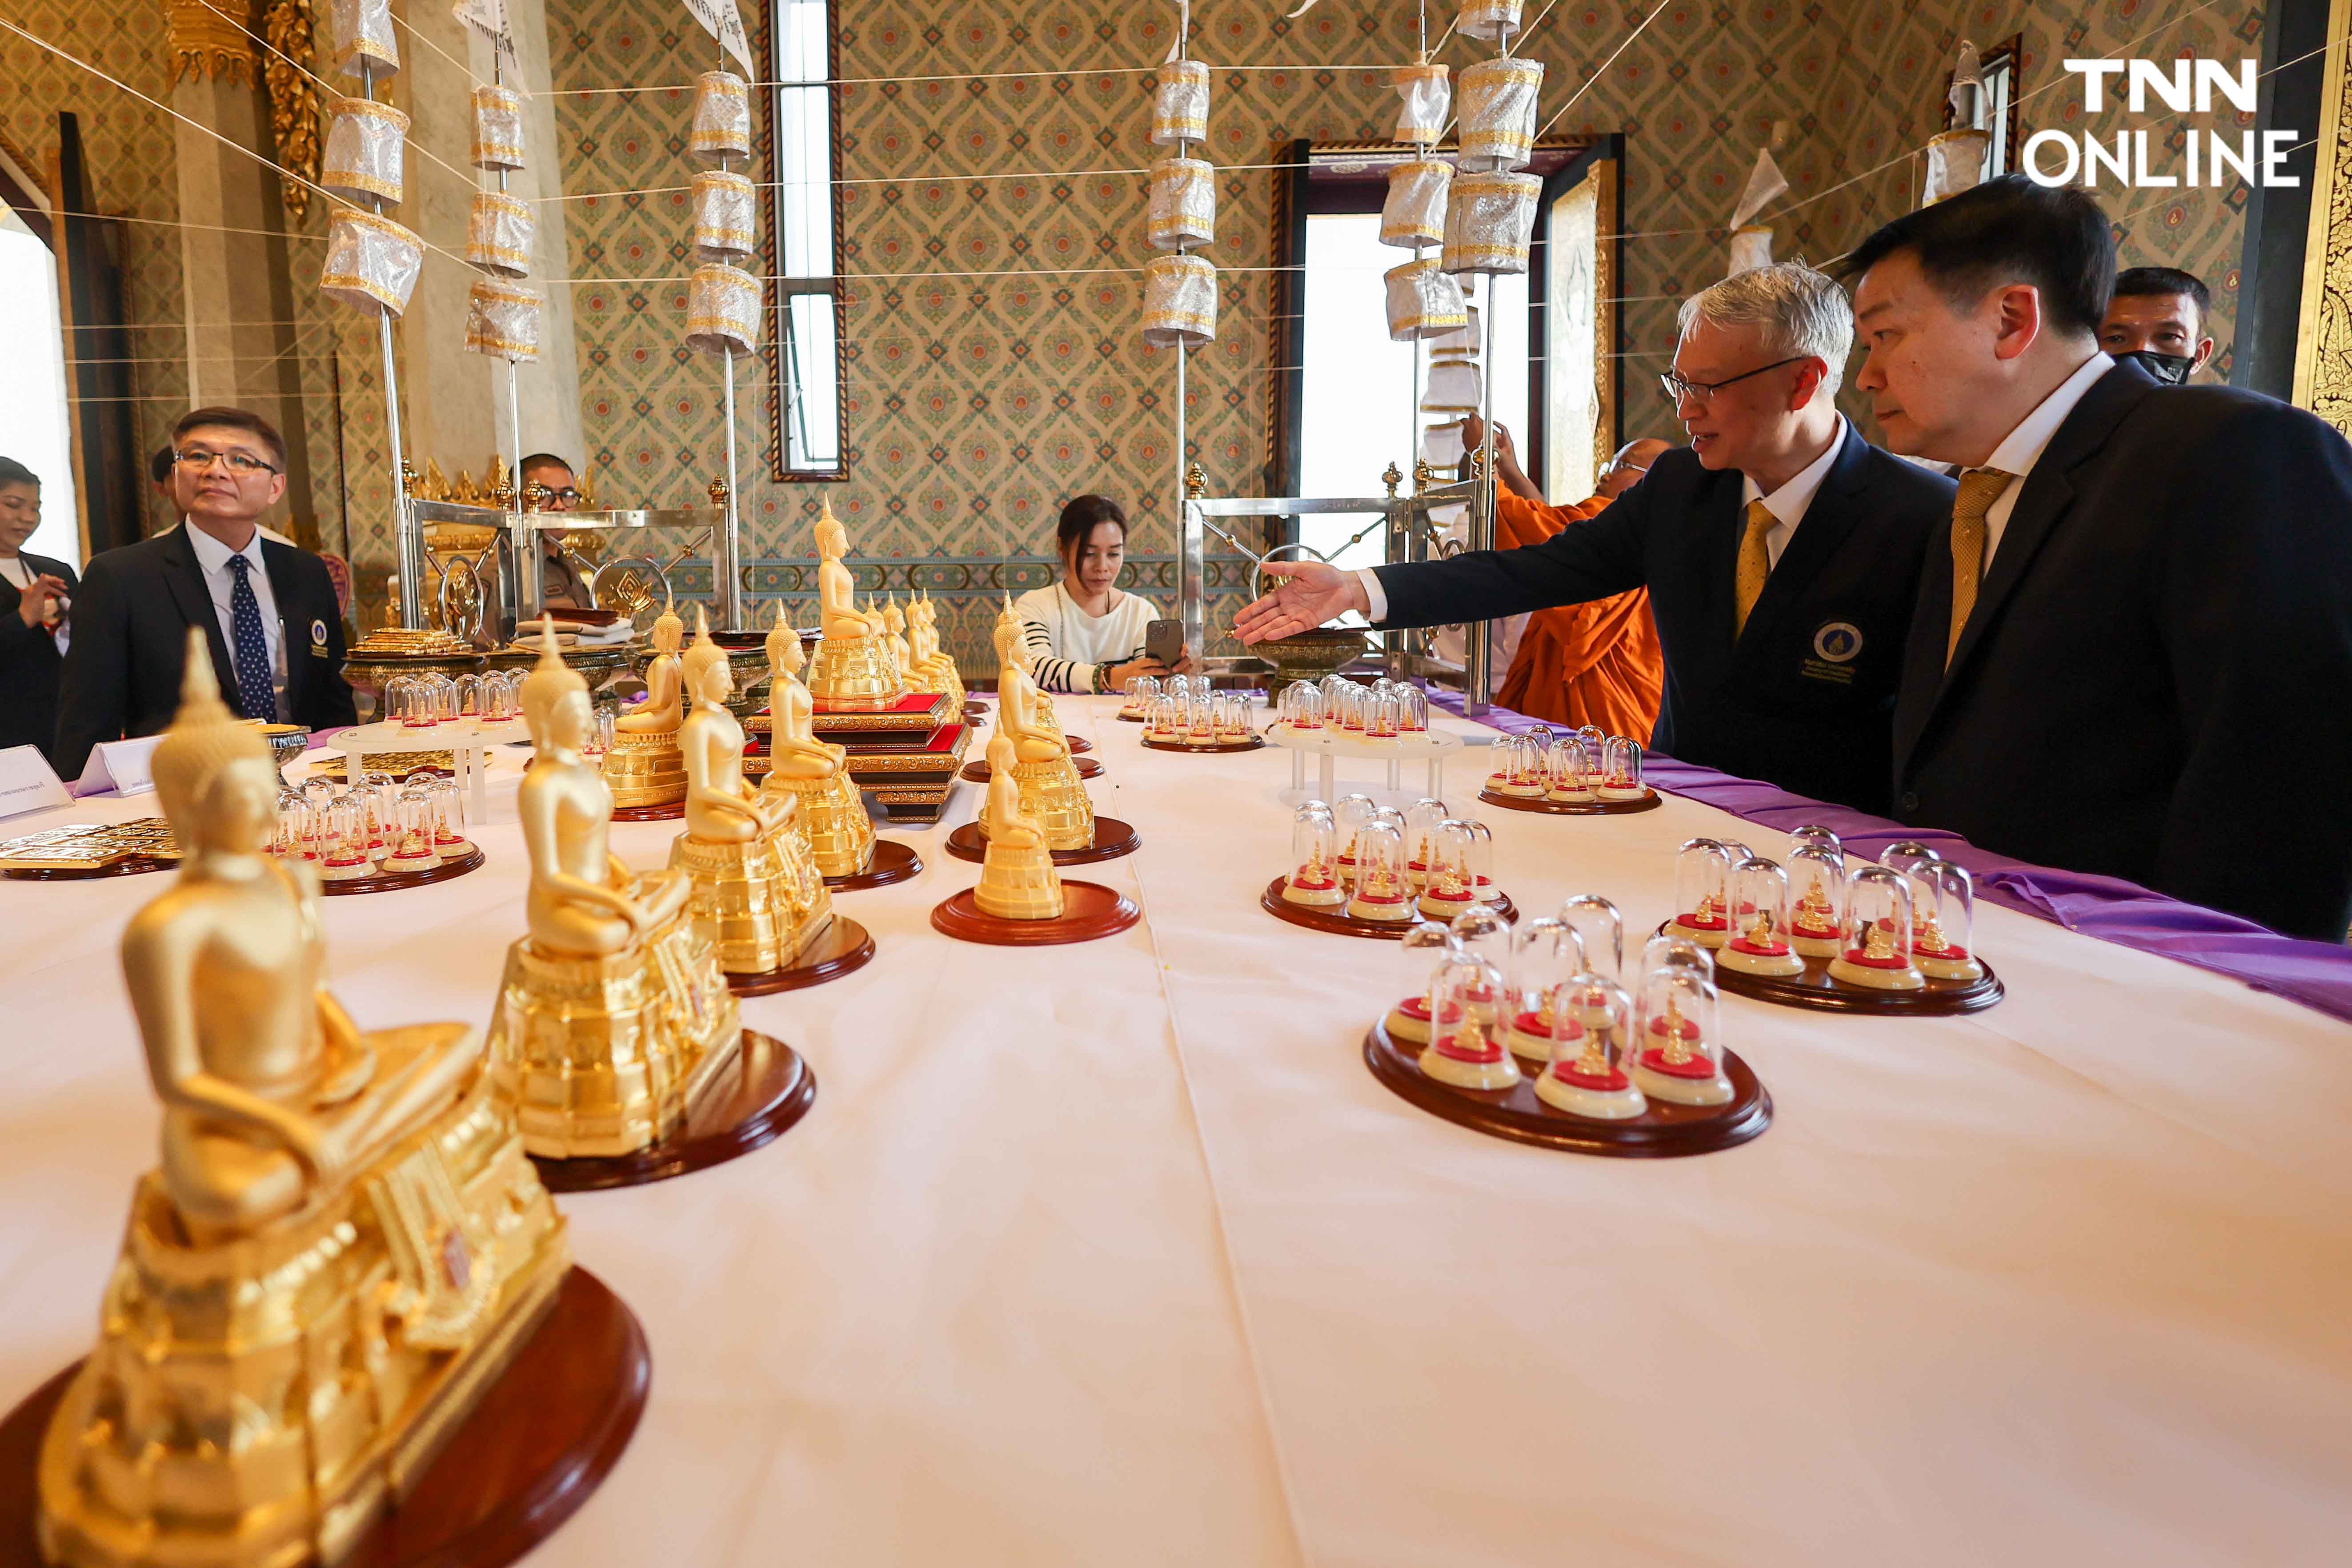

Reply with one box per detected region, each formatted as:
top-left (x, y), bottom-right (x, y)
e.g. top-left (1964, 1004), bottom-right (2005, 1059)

top-left (1945, 467), bottom-right (2015, 665)
top-left (1732, 498), bottom-right (1775, 639)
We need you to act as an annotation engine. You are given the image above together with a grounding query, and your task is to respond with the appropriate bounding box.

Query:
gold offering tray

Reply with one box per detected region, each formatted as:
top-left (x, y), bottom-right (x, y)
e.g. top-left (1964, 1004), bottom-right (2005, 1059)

top-left (0, 819), bottom-right (182, 877)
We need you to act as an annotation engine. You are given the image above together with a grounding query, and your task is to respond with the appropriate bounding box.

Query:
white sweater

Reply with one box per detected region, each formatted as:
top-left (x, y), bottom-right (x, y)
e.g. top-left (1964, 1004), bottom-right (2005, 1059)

top-left (1013, 584), bottom-right (1159, 694)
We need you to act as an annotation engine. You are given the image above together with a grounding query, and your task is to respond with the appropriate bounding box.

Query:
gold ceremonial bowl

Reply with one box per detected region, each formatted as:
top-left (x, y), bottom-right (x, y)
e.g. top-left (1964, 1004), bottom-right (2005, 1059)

top-left (1245, 628), bottom-right (1367, 701)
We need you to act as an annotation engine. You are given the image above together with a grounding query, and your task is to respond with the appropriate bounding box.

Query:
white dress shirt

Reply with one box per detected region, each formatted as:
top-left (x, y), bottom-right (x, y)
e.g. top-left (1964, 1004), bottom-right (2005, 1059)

top-left (183, 521), bottom-right (287, 719)
top-left (1355, 417), bottom-right (1849, 622)
top-left (1978, 351), bottom-right (2114, 566)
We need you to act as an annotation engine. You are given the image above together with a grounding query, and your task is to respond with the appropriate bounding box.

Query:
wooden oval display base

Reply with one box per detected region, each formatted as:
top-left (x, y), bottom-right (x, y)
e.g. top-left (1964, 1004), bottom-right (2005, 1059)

top-left (1066, 735), bottom-right (1093, 754)
top-left (319, 844), bottom-right (488, 896)
top-left (1115, 711), bottom-right (1147, 723)
top-left (1654, 918), bottom-right (2005, 1015)
top-left (532, 1030), bottom-right (816, 1192)
top-left (724, 917), bottom-right (876, 995)
top-left (944, 817), bottom-right (1140, 866)
top-left (1363, 1019), bottom-right (1771, 1157)
top-left (0, 1267), bottom-right (648, 1568)
top-left (963, 702), bottom-right (990, 722)
top-left (961, 754), bottom-right (1104, 782)
top-left (1478, 785), bottom-right (1663, 815)
top-left (4, 856), bottom-right (176, 882)
top-left (930, 880), bottom-right (1140, 946)
top-left (822, 838), bottom-right (922, 891)
top-left (1141, 734), bottom-right (1266, 755)
top-left (1260, 875), bottom-right (1516, 939)
top-left (609, 799), bottom-right (686, 822)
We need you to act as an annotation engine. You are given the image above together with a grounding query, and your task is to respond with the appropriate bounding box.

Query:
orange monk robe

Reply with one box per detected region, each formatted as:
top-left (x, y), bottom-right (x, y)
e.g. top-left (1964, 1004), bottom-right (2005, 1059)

top-left (1492, 489), bottom-right (1663, 742)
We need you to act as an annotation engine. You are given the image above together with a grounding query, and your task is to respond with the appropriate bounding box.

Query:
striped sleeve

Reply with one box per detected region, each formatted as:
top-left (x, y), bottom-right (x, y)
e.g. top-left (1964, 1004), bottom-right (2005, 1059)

top-left (1022, 618), bottom-right (1090, 694)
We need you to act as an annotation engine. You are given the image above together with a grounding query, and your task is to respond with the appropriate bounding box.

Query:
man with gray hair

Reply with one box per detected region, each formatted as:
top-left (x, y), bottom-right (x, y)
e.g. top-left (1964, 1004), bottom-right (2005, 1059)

top-left (1237, 262), bottom-right (1955, 813)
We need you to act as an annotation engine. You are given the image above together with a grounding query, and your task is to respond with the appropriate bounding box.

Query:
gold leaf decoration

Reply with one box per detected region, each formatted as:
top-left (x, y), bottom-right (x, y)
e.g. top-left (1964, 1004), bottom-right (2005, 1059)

top-left (261, 0), bottom-right (321, 222)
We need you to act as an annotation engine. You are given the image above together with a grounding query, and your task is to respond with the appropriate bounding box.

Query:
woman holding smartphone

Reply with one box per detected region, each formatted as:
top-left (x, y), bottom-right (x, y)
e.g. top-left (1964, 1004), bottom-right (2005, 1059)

top-left (1014, 493), bottom-right (1195, 694)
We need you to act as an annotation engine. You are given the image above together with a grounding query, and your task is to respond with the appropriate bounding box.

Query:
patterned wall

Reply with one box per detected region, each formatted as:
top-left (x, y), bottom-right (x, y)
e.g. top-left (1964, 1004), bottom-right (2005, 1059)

top-left (1811, 0), bottom-right (2264, 437)
top-left (2, 0), bottom-right (2270, 658)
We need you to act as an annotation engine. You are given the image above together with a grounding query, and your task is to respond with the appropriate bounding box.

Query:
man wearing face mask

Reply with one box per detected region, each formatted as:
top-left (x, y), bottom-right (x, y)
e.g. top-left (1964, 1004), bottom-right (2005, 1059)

top-left (2098, 266), bottom-right (2216, 385)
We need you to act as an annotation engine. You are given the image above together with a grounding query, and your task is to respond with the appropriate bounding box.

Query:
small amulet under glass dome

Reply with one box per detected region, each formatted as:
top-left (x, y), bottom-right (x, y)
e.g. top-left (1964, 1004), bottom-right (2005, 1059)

top-left (1628, 962), bottom-right (1734, 1107)
top-left (1383, 920), bottom-right (1462, 1044)
top-left (1829, 864), bottom-right (1927, 991)
top-left (1718, 857), bottom-right (1807, 978)
top-left (1416, 951), bottom-right (1521, 1091)
top-left (1667, 838), bottom-right (1735, 947)
top-left (1282, 802), bottom-right (1347, 908)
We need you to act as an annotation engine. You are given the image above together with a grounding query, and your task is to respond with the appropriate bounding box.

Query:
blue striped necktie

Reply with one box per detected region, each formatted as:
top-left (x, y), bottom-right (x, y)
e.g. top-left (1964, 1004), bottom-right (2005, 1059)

top-left (225, 554), bottom-right (276, 722)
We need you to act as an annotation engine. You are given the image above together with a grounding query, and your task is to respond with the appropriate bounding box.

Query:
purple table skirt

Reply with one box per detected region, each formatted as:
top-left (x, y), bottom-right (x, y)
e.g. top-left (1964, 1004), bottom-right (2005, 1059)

top-left (1427, 688), bottom-right (2352, 1026)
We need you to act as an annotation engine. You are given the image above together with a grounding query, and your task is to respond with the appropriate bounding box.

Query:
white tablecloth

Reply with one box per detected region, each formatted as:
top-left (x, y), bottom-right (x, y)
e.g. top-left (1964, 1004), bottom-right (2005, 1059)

top-left (3, 697), bottom-right (2348, 1566)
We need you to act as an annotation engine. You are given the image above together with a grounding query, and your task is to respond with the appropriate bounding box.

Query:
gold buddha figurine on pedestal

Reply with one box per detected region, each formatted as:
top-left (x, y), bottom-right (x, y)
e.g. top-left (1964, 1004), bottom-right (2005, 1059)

top-left (39, 631), bottom-right (570, 1568)
top-left (985, 598), bottom-right (1096, 850)
top-left (605, 596), bottom-right (689, 809)
top-left (759, 602), bottom-right (877, 877)
top-left (487, 626), bottom-right (742, 1158)
top-left (669, 609), bottom-right (834, 973)
top-left (804, 500), bottom-right (908, 710)
top-left (974, 730), bottom-right (1064, 920)
top-left (902, 591), bottom-right (965, 710)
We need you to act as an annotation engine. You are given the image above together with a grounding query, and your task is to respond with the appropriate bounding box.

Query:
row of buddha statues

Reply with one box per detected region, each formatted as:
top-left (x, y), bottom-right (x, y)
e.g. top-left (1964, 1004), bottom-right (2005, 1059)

top-left (34, 498), bottom-right (1130, 1567)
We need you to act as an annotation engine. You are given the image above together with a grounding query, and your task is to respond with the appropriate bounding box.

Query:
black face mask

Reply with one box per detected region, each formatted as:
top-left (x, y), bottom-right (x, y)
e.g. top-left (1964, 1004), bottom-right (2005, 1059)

top-left (2119, 349), bottom-right (2195, 385)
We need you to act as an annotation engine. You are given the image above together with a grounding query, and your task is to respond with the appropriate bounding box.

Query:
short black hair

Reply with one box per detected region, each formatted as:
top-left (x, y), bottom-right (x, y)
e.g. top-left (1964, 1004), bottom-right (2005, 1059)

top-left (0, 456), bottom-right (39, 489)
top-left (149, 445), bottom-right (174, 485)
top-left (1843, 175), bottom-right (2114, 340)
top-left (172, 406), bottom-right (287, 471)
top-left (2112, 265), bottom-right (2211, 321)
top-left (1055, 493), bottom-right (1126, 556)
top-left (518, 453), bottom-right (574, 476)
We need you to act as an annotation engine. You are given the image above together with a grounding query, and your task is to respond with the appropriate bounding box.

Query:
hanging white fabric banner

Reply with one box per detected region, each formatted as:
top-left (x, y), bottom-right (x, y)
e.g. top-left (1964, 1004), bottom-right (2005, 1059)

top-left (450, 0), bottom-right (518, 69)
top-left (678, 0), bottom-right (755, 78)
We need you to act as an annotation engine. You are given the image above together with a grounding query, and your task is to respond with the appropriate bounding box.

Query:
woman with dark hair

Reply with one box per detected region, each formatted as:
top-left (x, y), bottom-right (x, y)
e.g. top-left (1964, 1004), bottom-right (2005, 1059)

top-left (1011, 493), bottom-right (1193, 694)
top-left (0, 455), bottom-right (77, 760)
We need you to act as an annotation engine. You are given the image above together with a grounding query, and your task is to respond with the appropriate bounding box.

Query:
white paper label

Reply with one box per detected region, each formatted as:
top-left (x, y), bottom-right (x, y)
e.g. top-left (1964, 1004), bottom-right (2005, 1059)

top-left (77, 735), bottom-right (162, 798)
top-left (678, 0), bottom-right (756, 78)
top-left (0, 745), bottom-right (70, 819)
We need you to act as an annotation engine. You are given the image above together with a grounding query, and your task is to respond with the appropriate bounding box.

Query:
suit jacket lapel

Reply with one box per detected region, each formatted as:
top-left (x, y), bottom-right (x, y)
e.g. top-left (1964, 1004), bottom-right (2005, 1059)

top-left (1737, 433), bottom-right (1867, 650)
top-left (262, 540), bottom-right (305, 717)
top-left (1694, 469), bottom-right (1746, 677)
top-left (1899, 363), bottom-right (2152, 770)
top-left (158, 526), bottom-right (238, 703)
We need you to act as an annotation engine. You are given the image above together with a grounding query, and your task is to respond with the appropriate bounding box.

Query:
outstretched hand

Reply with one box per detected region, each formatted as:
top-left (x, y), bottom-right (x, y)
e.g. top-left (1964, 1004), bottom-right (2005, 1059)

top-left (1232, 559), bottom-right (1370, 645)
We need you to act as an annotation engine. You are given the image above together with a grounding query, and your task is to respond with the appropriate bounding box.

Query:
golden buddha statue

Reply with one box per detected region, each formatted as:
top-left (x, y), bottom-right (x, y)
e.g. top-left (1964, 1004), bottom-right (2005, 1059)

top-left (973, 730), bottom-right (1063, 920)
top-left (669, 608), bottom-right (834, 973)
top-left (487, 626), bottom-right (742, 1157)
top-left (805, 499), bottom-right (907, 710)
top-left (605, 596), bottom-right (689, 809)
top-left (985, 600), bottom-right (1095, 851)
top-left (902, 591), bottom-right (965, 709)
top-left (39, 631), bottom-right (569, 1568)
top-left (759, 602), bottom-right (877, 877)
top-left (881, 594), bottom-right (914, 680)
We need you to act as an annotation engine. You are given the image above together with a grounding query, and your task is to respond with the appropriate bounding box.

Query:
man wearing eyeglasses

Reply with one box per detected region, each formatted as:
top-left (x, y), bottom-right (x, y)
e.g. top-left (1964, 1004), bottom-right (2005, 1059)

top-left (55, 406), bottom-right (355, 781)
top-left (1238, 263), bottom-right (1956, 814)
top-left (517, 452), bottom-right (595, 610)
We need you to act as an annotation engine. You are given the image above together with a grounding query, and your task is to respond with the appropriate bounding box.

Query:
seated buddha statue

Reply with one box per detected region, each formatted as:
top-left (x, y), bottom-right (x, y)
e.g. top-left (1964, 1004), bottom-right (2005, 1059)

top-left (759, 601), bottom-right (877, 876)
top-left (488, 626), bottom-right (742, 1158)
top-left (974, 730), bottom-right (1064, 920)
top-left (805, 500), bottom-right (908, 710)
top-left (38, 630), bottom-right (570, 1568)
top-left (987, 602), bottom-right (1095, 851)
top-left (669, 609), bottom-right (833, 973)
top-left (881, 595), bottom-right (915, 682)
top-left (902, 591), bottom-right (964, 708)
top-left (605, 598), bottom-right (689, 808)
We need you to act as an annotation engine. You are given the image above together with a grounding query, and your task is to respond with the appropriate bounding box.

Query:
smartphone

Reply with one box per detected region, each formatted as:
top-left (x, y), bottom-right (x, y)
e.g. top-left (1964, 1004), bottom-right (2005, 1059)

top-left (1145, 618), bottom-right (1185, 666)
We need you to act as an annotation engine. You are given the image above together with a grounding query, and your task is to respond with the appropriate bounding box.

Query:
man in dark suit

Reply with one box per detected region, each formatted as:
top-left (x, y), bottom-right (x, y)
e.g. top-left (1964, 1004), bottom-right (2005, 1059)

top-left (1848, 176), bottom-right (2352, 939)
top-left (55, 407), bottom-right (355, 781)
top-left (1235, 263), bottom-right (1954, 814)
top-left (0, 456), bottom-right (76, 761)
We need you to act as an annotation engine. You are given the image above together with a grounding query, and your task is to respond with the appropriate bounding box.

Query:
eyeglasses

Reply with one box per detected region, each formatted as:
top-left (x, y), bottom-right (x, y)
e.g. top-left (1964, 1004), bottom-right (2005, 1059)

top-left (1657, 356), bottom-right (1811, 405)
top-left (175, 448), bottom-right (280, 477)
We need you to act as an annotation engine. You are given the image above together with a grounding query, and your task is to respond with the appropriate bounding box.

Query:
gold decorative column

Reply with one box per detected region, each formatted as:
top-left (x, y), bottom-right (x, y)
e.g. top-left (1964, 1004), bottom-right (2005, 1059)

top-left (2292, 0), bottom-right (2352, 433)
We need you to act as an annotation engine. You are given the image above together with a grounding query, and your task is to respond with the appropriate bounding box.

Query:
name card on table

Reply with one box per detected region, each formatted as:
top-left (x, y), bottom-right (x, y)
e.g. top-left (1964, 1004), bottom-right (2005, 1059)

top-left (0, 745), bottom-right (70, 820)
top-left (75, 735), bottom-right (162, 798)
